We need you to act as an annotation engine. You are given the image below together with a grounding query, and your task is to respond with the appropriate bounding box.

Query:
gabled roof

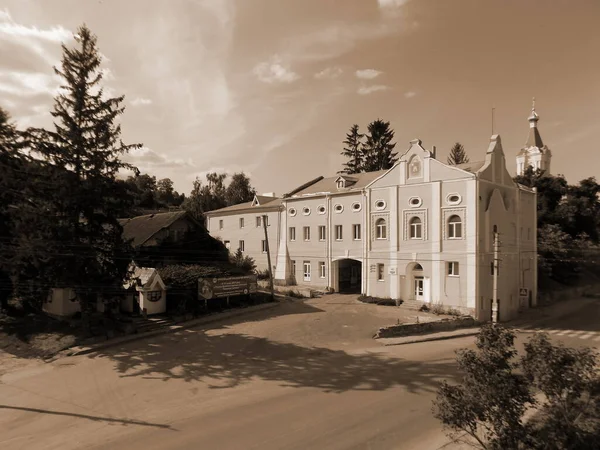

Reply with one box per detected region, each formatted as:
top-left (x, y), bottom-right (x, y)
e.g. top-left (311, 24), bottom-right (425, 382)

top-left (455, 161), bottom-right (485, 173)
top-left (123, 266), bottom-right (165, 291)
top-left (205, 197), bottom-right (282, 215)
top-left (251, 195), bottom-right (276, 206)
top-left (290, 170), bottom-right (388, 197)
top-left (118, 210), bottom-right (188, 247)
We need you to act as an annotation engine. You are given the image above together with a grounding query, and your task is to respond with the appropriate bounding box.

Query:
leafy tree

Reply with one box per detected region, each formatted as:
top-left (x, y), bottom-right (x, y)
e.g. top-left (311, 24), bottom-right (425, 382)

top-left (362, 119), bottom-right (397, 172)
top-left (225, 172), bottom-right (256, 206)
top-left (433, 325), bottom-right (533, 449)
top-left (521, 333), bottom-right (600, 449)
top-left (433, 325), bottom-right (600, 449)
top-left (447, 142), bottom-right (470, 165)
top-left (514, 167), bottom-right (568, 228)
top-left (182, 172), bottom-right (228, 222)
top-left (339, 124), bottom-right (364, 174)
top-left (25, 25), bottom-right (141, 322)
top-left (157, 177), bottom-right (185, 207)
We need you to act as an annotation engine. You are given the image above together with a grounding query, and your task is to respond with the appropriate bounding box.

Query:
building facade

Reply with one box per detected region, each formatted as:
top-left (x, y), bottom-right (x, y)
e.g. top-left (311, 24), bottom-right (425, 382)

top-left (206, 135), bottom-right (537, 322)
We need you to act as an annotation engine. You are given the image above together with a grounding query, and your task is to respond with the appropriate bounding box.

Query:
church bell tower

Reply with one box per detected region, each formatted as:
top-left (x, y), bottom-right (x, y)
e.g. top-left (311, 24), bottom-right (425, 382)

top-left (516, 98), bottom-right (552, 176)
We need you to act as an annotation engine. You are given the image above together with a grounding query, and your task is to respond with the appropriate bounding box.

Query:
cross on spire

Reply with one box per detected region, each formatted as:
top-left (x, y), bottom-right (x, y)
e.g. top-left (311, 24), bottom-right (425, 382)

top-left (532, 97), bottom-right (536, 111)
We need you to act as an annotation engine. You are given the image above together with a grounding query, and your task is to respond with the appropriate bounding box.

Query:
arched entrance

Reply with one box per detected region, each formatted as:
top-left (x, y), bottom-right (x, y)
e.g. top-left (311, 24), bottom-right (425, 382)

top-left (405, 262), bottom-right (429, 302)
top-left (335, 259), bottom-right (362, 294)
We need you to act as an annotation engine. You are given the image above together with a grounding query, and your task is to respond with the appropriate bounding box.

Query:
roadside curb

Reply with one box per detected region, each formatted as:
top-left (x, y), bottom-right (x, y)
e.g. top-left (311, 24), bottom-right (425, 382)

top-left (64, 301), bottom-right (281, 357)
top-left (379, 328), bottom-right (481, 346)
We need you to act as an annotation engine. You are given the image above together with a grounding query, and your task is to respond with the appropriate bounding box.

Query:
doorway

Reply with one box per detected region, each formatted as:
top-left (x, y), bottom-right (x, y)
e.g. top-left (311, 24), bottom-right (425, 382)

top-left (337, 259), bottom-right (362, 294)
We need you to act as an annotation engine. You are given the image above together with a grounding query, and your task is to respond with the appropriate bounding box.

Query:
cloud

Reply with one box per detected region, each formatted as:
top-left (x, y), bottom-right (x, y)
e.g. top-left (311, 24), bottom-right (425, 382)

top-left (124, 146), bottom-right (197, 170)
top-left (130, 97), bottom-right (153, 107)
top-left (253, 55), bottom-right (300, 84)
top-left (355, 69), bottom-right (382, 80)
top-left (314, 66), bottom-right (343, 79)
top-left (404, 90), bottom-right (417, 98)
top-left (0, 70), bottom-right (61, 97)
top-left (0, 8), bottom-right (71, 67)
top-left (357, 85), bottom-right (389, 95)
top-left (378, 0), bottom-right (411, 7)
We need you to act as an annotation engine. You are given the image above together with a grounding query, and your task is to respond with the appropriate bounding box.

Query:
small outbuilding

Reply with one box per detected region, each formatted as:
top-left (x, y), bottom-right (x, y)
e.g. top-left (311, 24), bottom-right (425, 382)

top-left (122, 266), bottom-right (167, 316)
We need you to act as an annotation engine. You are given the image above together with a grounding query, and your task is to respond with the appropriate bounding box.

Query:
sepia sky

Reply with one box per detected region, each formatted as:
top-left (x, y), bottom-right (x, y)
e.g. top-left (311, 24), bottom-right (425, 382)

top-left (1, 0), bottom-right (599, 196)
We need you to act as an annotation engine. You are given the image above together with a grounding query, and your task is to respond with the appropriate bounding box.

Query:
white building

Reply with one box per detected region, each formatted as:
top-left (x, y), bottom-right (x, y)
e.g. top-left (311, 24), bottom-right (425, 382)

top-left (516, 99), bottom-right (552, 175)
top-left (206, 134), bottom-right (538, 322)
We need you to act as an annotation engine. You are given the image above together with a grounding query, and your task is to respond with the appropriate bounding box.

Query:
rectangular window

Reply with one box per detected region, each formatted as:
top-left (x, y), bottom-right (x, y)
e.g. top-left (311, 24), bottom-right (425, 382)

top-left (448, 261), bottom-right (459, 276)
top-left (256, 216), bottom-right (262, 227)
top-left (319, 261), bottom-right (326, 278)
top-left (291, 260), bottom-right (296, 276)
top-left (377, 263), bottom-right (384, 281)
top-left (219, 219), bottom-right (224, 230)
top-left (265, 215), bottom-right (270, 226)
top-left (335, 225), bottom-right (343, 240)
top-left (262, 240), bottom-right (267, 253)
top-left (353, 224), bottom-right (361, 240)
top-left (239, 240), bottom-right (245, 252)
top-left (289, 227), bottom-right (296, 241)
top-left (239, 217), bottom-right (244, 228)
top-left (224, 240), bottom-right (230, 250)
top-left (303, 226), bottom-right (310, 241)
top-left (303, 261), bottom-right (311, 281)
top-left (319, 225), bottom-right (326, 241)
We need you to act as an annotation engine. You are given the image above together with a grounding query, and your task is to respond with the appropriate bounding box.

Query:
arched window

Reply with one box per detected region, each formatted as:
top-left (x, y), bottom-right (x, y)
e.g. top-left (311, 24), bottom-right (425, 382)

top-left (376, 218), bottom-right (387, 239)
top-left (448, 215), bottom-right (462, 239)
top-left (410, 217), bottom-right (422, 239)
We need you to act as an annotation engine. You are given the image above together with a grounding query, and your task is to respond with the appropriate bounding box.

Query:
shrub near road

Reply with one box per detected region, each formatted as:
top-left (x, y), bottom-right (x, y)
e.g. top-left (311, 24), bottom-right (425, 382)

top-left (432, 324), bottom-right (600, 450)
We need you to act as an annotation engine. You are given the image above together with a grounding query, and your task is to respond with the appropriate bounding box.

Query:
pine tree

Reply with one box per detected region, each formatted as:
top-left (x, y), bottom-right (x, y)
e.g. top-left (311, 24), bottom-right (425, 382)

top-left (447, 142), bottom-right (470, 165)
top-left (27, 25), bottom-right (141, 321)
top-left (339, 124), bottom-right (364, 174)
top-left (362, 119), bottom-right (398, 172)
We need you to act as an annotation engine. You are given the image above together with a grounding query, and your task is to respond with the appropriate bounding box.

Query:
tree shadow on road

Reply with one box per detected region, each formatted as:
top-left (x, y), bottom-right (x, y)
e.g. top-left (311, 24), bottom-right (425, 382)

top-left (90, 300), bottom-right (460, 394)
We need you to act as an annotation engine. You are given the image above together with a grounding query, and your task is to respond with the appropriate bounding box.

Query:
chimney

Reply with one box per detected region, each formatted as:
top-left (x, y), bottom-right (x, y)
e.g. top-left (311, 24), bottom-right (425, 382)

top-left (432, 146), bottom-right (437, 158)
top-left (261, 192), bottom-right (276, 198)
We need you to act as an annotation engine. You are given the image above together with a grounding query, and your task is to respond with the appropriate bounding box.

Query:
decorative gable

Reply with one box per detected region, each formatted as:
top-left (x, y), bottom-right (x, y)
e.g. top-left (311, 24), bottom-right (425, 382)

top-left (251, 195), bottom-right (260, 207)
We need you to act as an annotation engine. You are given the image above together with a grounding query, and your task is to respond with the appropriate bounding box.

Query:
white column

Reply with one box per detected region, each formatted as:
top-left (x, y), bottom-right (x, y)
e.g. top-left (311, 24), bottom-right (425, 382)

top-left (430, 182), bottom-right (441, 304)
top-left (274, 203), bottom-right (289, 283)
top-left (390, 187), bottom-right (399, 299)
top-left (466, 179), bottom-right (477, 309)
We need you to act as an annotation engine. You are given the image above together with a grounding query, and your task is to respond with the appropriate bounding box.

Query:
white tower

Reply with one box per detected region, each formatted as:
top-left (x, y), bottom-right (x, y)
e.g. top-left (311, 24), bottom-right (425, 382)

top-left (516, 98), bottom-right (552, 176)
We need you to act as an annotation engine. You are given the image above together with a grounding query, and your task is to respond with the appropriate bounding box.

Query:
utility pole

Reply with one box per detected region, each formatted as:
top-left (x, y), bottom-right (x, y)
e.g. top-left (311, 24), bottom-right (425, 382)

top-left (492, 227), bottom-right (499, 324)
top-left (262, 214), bottom-right (275, 300)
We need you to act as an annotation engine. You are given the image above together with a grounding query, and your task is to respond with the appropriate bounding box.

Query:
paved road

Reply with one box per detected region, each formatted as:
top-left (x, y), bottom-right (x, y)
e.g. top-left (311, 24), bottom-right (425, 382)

top-left (1, 296), bottom-right (598, 450)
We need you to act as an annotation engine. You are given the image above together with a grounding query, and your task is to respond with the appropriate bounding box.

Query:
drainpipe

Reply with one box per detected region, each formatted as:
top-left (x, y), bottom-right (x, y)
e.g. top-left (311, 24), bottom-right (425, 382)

top-left (327, 194), bottom-right (332, 290)
top-left (364, 188), bottom-right (371, 296)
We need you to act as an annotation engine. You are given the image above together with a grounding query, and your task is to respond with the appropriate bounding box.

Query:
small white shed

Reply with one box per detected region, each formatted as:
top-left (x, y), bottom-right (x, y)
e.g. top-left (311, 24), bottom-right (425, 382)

top-left (122, 266), bottom-right (167, 316)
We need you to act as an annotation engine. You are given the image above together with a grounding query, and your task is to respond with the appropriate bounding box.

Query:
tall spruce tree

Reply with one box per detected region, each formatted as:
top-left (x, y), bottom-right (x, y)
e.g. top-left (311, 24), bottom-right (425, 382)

top-left (447, 142), bottom-right (470, 165)
top-left (362, 119), bottom-right (398, 172)
top-left (339, 124), bottom-right (364, 174)
top-left (27, 25), bottom-right (141, 320)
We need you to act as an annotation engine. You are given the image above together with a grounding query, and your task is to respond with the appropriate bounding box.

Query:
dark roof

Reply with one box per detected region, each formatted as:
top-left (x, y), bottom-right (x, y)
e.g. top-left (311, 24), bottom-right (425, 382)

top-left (525, 126), bottom-right (544, 149)
top-left (290, 170), bottom-right (388, 197)
top-left (119, 210), bottom-right (188, 247)
top-left (455, 161), bottom-right (485, 173)
top-left (205, 197), bottom-right (282, 215)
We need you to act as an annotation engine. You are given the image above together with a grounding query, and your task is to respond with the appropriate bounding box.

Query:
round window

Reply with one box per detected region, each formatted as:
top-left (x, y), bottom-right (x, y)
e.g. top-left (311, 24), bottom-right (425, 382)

top-left (375, 200), bottom-right (386, 210)
top-left (409, 197), bottom-right (422, 207)
top-left (288, 208), bottom-right (297, 216)
top-left (447, 193), bottom-right (462, 205)
top-left (334, 204), bottom-right (343, 213)
top-left (317, 205), bottom-right (326, 214)
top-left (352, 202), bottom-right (362, 212)
top-left (302, 207), bottom-right (311, 215)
